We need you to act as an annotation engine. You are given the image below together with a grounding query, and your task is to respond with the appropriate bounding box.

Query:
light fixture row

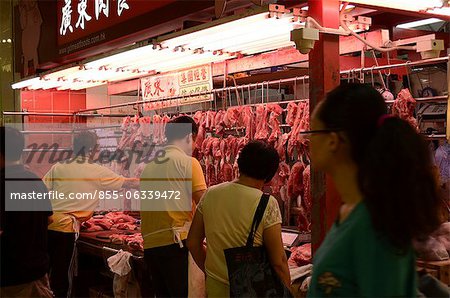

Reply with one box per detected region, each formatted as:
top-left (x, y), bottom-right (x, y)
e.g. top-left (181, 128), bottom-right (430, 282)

top-left (12, 6), bottom-right (304, 91)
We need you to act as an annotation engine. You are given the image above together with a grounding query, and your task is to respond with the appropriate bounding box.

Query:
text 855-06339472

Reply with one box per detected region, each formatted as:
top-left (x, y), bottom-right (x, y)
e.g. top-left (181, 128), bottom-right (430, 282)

top-left (98, 190), bottom-right (181, 200)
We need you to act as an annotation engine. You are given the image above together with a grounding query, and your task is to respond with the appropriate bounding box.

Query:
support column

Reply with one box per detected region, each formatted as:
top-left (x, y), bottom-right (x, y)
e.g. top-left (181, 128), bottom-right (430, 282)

top-left (308, 0), bottom-right (341, 252)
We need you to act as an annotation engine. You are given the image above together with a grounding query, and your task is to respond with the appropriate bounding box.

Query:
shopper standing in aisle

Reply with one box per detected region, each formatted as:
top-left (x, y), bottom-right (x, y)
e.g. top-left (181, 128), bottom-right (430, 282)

top-left (435, 140), bottom-right (450, 205)
top-left (140, 116), bottom-right (207, 298)
top-left (306, 84), bottom-right (442, 297)
top-left (0, 127), bottom-right (54, 297)
top-left (43, 131), bottom-right (137, 298)
top-left (187, 141), bottom-right (291, 297)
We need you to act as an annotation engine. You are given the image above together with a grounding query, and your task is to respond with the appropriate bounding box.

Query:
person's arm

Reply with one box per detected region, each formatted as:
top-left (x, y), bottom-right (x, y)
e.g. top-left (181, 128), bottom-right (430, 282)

top-left (186, 209), bottom-right (207, 273)
top-left (192, 189), bottom-right (206, 205)
top-left (122, 178), bottom-right (139, 189)
top-left (191, 158), bottom-right (207, 205)
top-left (263, 223), bottom-right (291, 288)
top-left (100, 166), bottom-right (129, 190)
top-left (42, 168), bottom-right (53, 191)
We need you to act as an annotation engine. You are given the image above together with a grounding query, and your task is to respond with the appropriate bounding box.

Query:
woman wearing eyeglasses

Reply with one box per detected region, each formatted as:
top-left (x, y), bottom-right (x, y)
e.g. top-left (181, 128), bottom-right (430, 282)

top-left (306, 84), bottom-right (442, 297)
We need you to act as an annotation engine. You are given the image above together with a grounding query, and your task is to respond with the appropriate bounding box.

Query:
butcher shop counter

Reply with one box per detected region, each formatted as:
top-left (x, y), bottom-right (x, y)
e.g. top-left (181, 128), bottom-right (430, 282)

top-left (78, 229), bottom-right (144, 257)
top-left (76, 230), bottom-right (154, 297)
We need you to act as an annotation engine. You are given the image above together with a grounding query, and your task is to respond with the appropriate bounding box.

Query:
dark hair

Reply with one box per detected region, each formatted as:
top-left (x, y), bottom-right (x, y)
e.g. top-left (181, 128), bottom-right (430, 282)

top-left (237, 140), bottom-right (280, 183)
top-left (73, 131), bottom-right (97, 156)
top-left (165, 115), bottom-right (198, 143)
top-left (318, 83), bottom-right (442, 250)
top-left (3, 127), bottom-right (25, 161)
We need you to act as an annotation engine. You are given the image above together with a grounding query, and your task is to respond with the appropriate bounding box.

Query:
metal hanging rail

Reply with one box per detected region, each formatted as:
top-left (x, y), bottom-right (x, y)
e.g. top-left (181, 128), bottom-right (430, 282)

top-left (3, 112), bottom-right (74, 116)
top-left (3, 112), bottom-right (138, 117)
top-left (340, 56), bottom-right (449, 75)
top-left (385, 95), bottom-right (449, 104)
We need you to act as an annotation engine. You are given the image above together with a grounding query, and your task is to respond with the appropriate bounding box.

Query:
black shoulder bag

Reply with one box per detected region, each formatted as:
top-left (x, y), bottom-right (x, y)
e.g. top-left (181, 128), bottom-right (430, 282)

top-left (224, 194), bottom-right (292, 297)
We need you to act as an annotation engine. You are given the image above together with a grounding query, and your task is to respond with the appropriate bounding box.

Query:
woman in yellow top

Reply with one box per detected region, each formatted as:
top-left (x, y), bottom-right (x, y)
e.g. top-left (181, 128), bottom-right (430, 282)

top-left (187, 141), bottom-right (291, 297)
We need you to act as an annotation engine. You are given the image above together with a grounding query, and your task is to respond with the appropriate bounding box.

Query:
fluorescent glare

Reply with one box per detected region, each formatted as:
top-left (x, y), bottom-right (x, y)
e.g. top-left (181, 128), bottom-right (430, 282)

top-left (301, 4), bottom-right (355, 10)
top-left (144, 51), bottom-right (227, 73)
top-left (201, 19), bottom-right (295, 52)
top-left (397, 18), bottom-right (444, 28)
top-left (160, 13), bottom-right (271, 49)
top-left (156, 53), bottom-right (232, 73)
top-left (11, 77), bottom-right (40, 89)
top-left (70, 81), bottom-right (107, 91)
top-left (185, 16), bottom-right (292, 50)
top-left (42, 66), bottom-right (81, 80)
top-left (243, 41), bottom-right (294, 55)
top-left (349, 0), bottom-right (443, 12)
top-left (85, 44), bottom-right (156, 69)
top-left (226, 34), bottom-right (292, 53)
top-left (427, 7), bottom-right (450, 16)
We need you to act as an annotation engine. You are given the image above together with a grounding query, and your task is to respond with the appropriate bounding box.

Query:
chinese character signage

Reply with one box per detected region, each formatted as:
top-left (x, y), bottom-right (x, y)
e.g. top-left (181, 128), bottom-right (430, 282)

top-left (59, 0), bottom-right (130, 38)
top-left (141, 64), bottom-right (213, 111)
top-left (56, 0), bottom-right (178, 47)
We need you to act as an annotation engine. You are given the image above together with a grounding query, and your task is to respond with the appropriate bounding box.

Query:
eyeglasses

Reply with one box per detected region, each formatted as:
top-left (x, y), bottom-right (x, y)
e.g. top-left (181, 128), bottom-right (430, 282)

top-left (299, 129), bottom-right (344, 135)
top-left (300, 129), bottom-right (345, 142)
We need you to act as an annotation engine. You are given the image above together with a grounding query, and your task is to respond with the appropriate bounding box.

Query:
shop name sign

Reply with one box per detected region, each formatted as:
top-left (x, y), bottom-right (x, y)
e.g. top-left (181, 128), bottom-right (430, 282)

top-left (141, 64), bottom-right (213, 111)
top-left (59, 0), bottom-right (130, 36)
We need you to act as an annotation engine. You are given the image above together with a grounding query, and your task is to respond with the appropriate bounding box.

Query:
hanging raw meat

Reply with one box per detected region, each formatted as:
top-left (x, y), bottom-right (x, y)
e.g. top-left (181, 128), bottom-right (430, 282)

top-left (140, 116), bottom-right (152, 140)
top-left (193, 111), bottom-right (204, 126)
top-left (214, 110), bottom-right (226, 135)
top-left (267, 104), bottom-right (283, 144)
top-left (269, 161), bottom-right (290, 195)
top-left (276, 133), bottom-right (289, 161)
top-left (391, 88), bottom-right (418, 130)
top-left (152, 114), bottom-right (162, 144)
top-left (117, 116), bottom-right (132, 150)
top-left (242, 106), bottom-right (256, 140)
top-left (287, 161), bottom-right (305, 201)
top-left (254, 105), bottom-right (270, 140)
top-left (205, 111), bottom-right (216, 130)
top-left (223, 107), bottom-right (236, 128)
top-left (288, 103), bottom-right (307, 158)
top-left (297, 208), bottom-right (311, 232)
top-left (286, 102), bottom-right (298, 127)
top-left (161, 115), bottom-right (171, 143)
top-left (195, 122), bottom-right (206, 155)
top-left (295, 102), bottom-right (310, 156)
top-left (217, 139), bottom-right (233, 183)
top-left (302, 164), bottom-right (311, 214)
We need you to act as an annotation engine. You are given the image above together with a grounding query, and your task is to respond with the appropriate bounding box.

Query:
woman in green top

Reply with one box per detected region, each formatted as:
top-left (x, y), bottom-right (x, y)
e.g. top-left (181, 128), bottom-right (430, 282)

top-left (307, 84), bottom-right (442, 297)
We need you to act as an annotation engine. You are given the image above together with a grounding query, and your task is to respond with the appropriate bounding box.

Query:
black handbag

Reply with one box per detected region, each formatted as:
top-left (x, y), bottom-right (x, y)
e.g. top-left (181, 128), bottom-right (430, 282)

top-left (224, 194), bottom-right (293, 297)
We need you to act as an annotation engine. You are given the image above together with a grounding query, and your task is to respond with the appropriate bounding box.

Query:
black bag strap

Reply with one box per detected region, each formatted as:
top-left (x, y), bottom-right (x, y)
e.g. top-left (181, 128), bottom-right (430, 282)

top-left (246, 193), bottom-right (270, 247)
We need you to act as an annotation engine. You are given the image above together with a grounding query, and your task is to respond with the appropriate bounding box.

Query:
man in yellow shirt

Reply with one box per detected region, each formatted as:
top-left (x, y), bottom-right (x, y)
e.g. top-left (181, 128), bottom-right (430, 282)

top-left (44, 131), bottom-right (137, 298)
top-left (140, 116), bottom-right (206, 297)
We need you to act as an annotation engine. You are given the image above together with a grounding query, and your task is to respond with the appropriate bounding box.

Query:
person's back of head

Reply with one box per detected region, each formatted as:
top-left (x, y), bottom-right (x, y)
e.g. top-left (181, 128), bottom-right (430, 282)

top-left (237, 140), bottom-right (280, 183)
top-left (165, 115), bottom-right (198, 154)
top-left (317, 83), bottom-right (442, 250)
top-left (3, 127), bottom-right (25, 163)
top-left (73, 131), bottom-right (98, 156)
top-left (165, 115), bottom-right (198, 143)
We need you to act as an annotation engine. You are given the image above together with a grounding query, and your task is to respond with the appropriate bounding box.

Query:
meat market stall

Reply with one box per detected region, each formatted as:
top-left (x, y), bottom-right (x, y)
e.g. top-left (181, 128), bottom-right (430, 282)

top-left (5, 0), bottom-right (450, 296)
top-left (75, 212), bottom-right (152, 297)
